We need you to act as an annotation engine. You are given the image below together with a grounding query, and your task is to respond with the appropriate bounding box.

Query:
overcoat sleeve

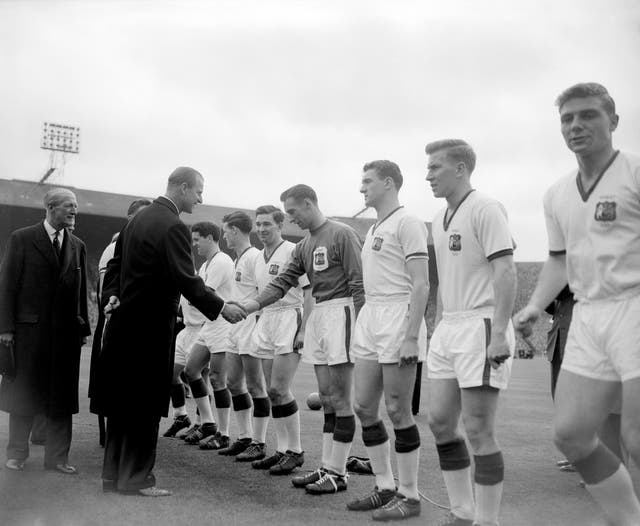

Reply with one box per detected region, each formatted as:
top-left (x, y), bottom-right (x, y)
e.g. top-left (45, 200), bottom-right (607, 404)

top-left (78, 242), bottom-right (91, 337)
top-left (165, 222), bottom-right (224, 320)
top-left (0, 232), bottom-right (23, 334)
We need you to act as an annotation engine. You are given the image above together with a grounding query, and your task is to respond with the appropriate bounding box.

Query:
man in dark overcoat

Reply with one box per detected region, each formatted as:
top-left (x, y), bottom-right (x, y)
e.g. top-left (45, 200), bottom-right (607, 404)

top-left (96, 167), bottom-right (245, 496)
top-left (0, 187), bottom-right (90, 474)
top-left (88, 198), bottom-right (150, 447)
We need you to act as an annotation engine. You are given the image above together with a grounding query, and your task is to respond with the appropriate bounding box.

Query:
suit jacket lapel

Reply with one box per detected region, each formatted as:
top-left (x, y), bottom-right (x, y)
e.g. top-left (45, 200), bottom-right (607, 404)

top-left (33, 222), bottom-right (59, 269)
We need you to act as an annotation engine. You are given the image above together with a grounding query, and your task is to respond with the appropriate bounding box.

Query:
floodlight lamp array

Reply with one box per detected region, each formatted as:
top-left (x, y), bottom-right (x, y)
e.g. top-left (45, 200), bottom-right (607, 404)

top-left (41, 122), bottom-right (80, 154)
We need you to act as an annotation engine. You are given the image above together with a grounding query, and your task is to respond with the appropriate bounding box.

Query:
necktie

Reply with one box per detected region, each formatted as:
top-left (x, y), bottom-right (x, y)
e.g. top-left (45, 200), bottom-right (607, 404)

top-left (53, 230), bottom-right (61, 260)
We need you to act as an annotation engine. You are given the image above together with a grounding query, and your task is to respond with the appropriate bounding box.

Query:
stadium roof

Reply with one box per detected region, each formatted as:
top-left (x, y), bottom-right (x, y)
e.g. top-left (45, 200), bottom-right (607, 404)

top-left (0, 178), bottom-right (432, 243)
top-left (0, 178), bottom-right (305, 237)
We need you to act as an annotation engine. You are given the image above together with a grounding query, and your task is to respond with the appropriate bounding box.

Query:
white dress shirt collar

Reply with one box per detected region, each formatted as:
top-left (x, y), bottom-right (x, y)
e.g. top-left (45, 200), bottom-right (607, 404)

top-left (43, 219), bottom-right (65, 244)
top-left (162, 196), bottom-right (180, 214)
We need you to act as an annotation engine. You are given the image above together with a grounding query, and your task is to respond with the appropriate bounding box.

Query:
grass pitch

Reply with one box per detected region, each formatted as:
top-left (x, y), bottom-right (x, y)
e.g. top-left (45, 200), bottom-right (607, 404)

top-left (0, 348), bottom-right (637, 525)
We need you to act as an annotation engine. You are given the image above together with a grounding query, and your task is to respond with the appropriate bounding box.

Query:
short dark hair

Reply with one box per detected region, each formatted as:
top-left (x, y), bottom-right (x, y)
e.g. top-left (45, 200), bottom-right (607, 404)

top-left (222, 211), bottom-right (253, 234)
top-left (127, 198), bottom-right (151, 217)
top-left (555, 82), bottom-right (616, 117)
top-left (167, 166), bottom-right (202, 188)
top-left (280, 184), bottom-right (318, 205)
top-left (191, 221), bottom-right (221, 242)
top-left (425, 139), bottom-right (476, 174)
top-left (255, 205), bottom-right (285, 225)
top-left (363, 160), bottom-right (403, 190)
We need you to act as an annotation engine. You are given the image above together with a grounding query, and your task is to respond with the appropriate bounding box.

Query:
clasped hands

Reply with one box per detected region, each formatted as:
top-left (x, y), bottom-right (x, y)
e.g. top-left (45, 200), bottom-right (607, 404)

top-left (220, 299), bottom-right (260, 324)
top-left (104, 295), bottom-right (258, 325)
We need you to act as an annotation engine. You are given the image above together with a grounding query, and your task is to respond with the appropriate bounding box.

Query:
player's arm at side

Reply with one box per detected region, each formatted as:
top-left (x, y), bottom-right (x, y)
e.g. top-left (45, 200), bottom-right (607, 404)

top-left (400, 258), bottom-right (429, 364)
top-left (294, 286), bottom-right (314, 351)
top-left (489, 253), bottom-right (517, 340)
top-left (165, 223), bottom-right (224, 321)
top-left (477, 202), bottom-right (517, 367)
top-left (515, 254), bottom-right (567, 336)
top-left (338, 227), bottom-right (365, 316)
top-left (433, 286), bottom-right (443, 327)
top-left (399, 216), bottom-right (430, 363)
top-left (514, 188), bottom-right (568, 336)
top-left (247, 244), bottom-right (306, 314)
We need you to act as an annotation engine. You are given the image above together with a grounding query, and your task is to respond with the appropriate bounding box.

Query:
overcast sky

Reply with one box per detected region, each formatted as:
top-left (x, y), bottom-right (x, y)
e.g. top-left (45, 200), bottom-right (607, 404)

top-left (1, 0), bottom-right (639, 260)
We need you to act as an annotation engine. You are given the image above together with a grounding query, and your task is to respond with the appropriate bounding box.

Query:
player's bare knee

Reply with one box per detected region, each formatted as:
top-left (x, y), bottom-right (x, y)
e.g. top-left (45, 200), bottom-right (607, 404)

top-left (353, 399), bottom-right (377, 424)
top-left (428, 411), bottom-right (456, 441)
top-left (210, 377), bottom-right (226, 391)
top-left (267, 385), bottom-right (285, 405)
top-left (319, 392), bottom-right (334, 411)
top-left (246, 383), bottom-right (263, 398)
top-left (331, 391), bottom-right (352, 413)
top-left (620, 419), bottom-right (640, 457)
top-left (553, 421), bottom-right (589, 458)
top-left (385, 395), bottom-right (412, 428)
top-left (183, 366), bottom-right (199, 383)
top-left (388, 407), bottom-right (413, 430)
top-left (227, 378), bottom-right (245, 396)
top-left (465, 426), bottom-right (495, 453)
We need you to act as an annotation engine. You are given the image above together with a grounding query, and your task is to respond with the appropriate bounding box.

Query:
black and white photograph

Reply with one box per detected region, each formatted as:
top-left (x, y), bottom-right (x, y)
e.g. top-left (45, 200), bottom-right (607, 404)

top-left (1, 1), bottom-right (639, 525)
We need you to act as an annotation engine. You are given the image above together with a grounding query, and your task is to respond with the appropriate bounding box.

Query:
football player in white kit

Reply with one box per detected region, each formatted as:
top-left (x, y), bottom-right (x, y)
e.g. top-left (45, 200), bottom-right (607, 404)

top-left (214, 211), bottom-right (262, 457)
top-left (349, 161), bottom-right (429, 521)
top-left (515, 83), bottom-right (640, 526)
top-left (248, 205), bottom-right (312, 474)
top-left (425, 139), bottom-right (517, 526)
top-left (180, 222), bottom-right (234, 446)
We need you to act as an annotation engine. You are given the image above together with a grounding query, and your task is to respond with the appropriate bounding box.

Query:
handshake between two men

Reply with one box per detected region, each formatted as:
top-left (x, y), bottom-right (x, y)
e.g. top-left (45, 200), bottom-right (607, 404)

top-left (103, 296), bottom-right (258, 325)
top-left (217, 299), bottom-right (260, 324)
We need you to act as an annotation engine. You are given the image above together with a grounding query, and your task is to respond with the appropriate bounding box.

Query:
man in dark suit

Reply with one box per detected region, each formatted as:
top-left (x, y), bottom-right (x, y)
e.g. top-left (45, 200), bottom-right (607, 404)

top-left (96, 167), bottom-right (245, 497)
top-left (0, 188), bottom-right (90, 474)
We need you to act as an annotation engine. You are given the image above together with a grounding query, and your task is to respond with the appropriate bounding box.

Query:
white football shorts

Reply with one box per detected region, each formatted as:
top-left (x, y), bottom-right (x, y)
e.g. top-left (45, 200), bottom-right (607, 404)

top-left (351, 298), bottom-right (427, 364)
top-left (427, 308), bottom-right (515, 390)
top-left (562, 294), bottom-right (640, 382)
top-left (303, 297), bottom-right (355, 366)
top-left (252, 306), bottom-right (303, 359)
top-left (174, 324), bottom-right (203, 367)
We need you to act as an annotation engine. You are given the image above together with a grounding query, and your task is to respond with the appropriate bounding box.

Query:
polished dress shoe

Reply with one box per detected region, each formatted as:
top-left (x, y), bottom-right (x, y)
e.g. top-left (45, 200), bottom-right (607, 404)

top-left (5, 459), bottom-right (25, 471)
top-left (119, 486), bottom-right (172, 497)
top-left (45, 463), bottom-right (78, 475)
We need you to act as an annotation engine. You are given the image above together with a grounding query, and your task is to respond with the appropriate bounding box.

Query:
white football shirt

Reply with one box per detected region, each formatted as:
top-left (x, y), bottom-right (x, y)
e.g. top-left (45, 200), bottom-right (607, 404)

top-left (361, 207), bottom-right (429, 299)
top-left (544, 151), bottom-right (640, 302)
top-left (180, 250), bottom-right (235, 326)
top-left (255, 240), bottom-right (309, 310)
top-left (230, 246), bottom-right (260, 303)
top-left (432, 190), bottom-right (514, 313)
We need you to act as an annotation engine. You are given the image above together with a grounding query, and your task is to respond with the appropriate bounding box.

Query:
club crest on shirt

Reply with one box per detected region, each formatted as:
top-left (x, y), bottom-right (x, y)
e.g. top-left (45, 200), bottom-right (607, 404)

top-left (235, 271), bottom-right (242, 282)
top-left (372, 236), bottom-right (384, 251)
top-left (594, 201), bottom-right (616, 222)
top-left (313, 246), bottom-right (329, 272)
top-left (268, 263), bottom-right (279, 275)
top-left (449, 233), bottom-right (462, 252)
